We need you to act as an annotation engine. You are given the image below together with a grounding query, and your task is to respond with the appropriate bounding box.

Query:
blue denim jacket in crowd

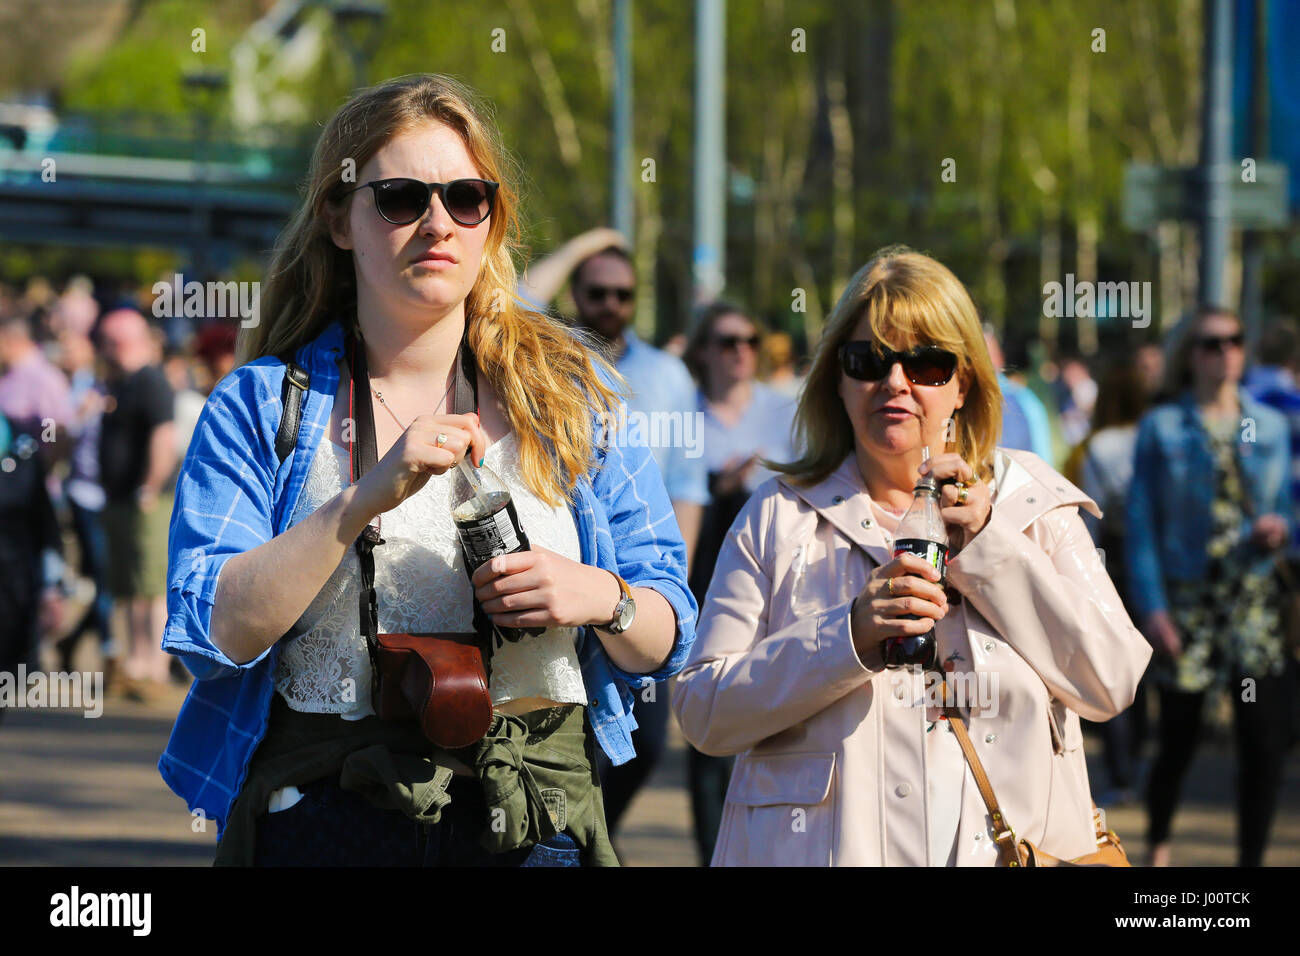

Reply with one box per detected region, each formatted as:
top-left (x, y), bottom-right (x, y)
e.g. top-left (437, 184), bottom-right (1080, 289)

top-left (1125, 388), bottom-right (1291, 619)
top-left (157, 319), bottom-right (697, 838)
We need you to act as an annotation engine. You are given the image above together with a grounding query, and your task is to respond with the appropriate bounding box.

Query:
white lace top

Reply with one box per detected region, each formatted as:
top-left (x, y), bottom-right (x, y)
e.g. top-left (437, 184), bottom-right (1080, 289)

top-left (273, 431), bottom-right (588, 719)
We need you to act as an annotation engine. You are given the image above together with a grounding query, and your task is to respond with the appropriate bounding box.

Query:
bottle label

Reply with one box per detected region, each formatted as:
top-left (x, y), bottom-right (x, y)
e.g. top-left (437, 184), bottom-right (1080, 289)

top-left (457, 506), bottom-right (521, 566)
top-left (893, 538), bottom-right (948, 581)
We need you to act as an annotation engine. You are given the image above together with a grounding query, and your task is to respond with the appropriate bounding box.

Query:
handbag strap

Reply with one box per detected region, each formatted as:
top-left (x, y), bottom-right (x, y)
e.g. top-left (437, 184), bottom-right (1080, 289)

top-left (936, 676), bottom-right (1024, 866)
top-left (938, 675), bottom-right (1115, 866)
top-left (345, 323), bottom-right (483, 700)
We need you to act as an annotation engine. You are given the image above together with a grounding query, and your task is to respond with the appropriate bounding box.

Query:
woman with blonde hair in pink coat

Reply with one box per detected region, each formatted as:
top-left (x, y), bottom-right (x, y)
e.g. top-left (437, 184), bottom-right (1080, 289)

top-left (672, 246), bottom-right (1152, 866)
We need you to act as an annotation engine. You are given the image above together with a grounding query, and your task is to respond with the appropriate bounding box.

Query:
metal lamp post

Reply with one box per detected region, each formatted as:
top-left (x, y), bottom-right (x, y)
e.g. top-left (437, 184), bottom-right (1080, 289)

top-left (181, 69), bottom-right (228, 286)
top-left (330, 1), bottom-right (387, 91)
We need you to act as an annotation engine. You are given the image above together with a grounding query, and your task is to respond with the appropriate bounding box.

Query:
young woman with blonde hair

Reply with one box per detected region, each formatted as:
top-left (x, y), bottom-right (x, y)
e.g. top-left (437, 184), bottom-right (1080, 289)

top-left (159, 74), bottom-right (695, 866)
top-left (672, 246), bottom-right (1151, 866)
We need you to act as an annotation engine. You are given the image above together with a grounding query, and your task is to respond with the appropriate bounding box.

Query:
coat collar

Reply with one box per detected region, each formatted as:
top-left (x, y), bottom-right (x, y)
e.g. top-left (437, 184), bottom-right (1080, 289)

top-left (776, 449), bottom-right (1100, 564)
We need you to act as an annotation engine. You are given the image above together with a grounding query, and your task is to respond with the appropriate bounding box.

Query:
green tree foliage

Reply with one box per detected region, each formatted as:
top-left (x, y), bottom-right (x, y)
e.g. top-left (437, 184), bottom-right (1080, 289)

top-left (12, 0), bottom-right (1210, 354)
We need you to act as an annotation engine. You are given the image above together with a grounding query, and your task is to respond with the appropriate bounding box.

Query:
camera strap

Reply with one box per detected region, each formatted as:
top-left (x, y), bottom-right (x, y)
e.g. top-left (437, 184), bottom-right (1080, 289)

top-left (344, 322), bottom-right (482, 701)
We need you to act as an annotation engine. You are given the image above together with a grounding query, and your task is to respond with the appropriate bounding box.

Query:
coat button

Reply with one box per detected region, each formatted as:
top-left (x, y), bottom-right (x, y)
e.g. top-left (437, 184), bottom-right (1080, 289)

top-left (985, 734), bottom-right (997, 743)
top-left (1025, 496), bottom-right (1036, 504)
top-left (974, 832), bottom-right (983, 841)
top-left (832, 495), bottom-right (845, 504)
top-left (590, 700), bottom-right (599, 708)
top-left (895, 783), bottom-right (912, 797)
top-left (862, 518), bottom-right (873, 528)
top-left (984, 641), bottom-right (994, 652)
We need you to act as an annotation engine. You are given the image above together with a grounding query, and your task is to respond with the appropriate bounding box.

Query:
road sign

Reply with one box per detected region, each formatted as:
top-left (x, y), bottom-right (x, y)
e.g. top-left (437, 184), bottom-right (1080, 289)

top-left (1123, 161), bottom-right (1290, 230)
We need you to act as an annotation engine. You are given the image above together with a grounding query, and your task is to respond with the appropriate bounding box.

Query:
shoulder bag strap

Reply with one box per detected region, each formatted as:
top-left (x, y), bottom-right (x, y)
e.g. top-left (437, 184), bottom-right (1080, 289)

top-left (939, 675), bottom-right (1113, 866)
top-left (936, 676), bottom-right (1023, 866)
top-left (275, 355), bottom-right (311, 465)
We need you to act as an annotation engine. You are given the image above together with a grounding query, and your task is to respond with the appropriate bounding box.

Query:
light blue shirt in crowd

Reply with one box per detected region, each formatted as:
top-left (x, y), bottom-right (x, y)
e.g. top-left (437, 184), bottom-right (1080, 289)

top-left (999, 373), bottom-right (1054, 464)
top-left (608, 329), bottom-right (709, 506)
top-left (698, 382), bottom-right (799, 493)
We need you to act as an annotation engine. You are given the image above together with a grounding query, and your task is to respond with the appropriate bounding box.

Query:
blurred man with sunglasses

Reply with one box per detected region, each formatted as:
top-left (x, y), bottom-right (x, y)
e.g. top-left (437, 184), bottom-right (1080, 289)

top-left (519, 228), bottom-right (708, 846)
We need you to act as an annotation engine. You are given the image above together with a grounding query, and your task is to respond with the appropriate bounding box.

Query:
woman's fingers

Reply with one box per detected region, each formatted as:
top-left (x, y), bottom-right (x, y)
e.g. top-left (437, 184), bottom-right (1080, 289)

top-left (918, 451), bottom-right (974, 485)
top-left (882, 594), bottom-right (946, 621)
top-left (868, 612), bottom-right (942, 637)
top-left (883, 551), bottom-right (942, 582)
top-left (879, 568), bottom-right (946, 604)
top-left (419, 423), bottom-right (471, 470)
top-left (409, 413), bottom-right (491, 471)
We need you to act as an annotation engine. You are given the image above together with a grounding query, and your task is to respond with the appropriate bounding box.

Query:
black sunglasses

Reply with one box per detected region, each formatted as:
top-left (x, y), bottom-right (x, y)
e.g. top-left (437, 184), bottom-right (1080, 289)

top-left (715, 334), bottom-right (760, 351)
top-left (840, 341), bottom-right (958, 387)
top-left (584, 284), bottom-right (634, 304)
top-left (1195, 333), bottom-right (1244, 353)
top-left (340, 177), bottom-right (499, 226)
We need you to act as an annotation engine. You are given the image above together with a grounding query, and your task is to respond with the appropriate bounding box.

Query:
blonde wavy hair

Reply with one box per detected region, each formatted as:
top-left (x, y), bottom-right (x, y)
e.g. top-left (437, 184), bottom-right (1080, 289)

top-left (238, 74), bottom-right (624, 506)
top-left (769, 245), bottom-right (1002, 487)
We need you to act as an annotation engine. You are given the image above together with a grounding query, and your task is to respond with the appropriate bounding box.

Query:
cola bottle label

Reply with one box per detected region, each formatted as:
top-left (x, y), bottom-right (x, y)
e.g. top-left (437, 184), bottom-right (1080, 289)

top-left (452, 491), bottom-right (542, 641)
top-left (453, 492), bottom-right (522, 567)
top-left (893, 537), bottom-right (948, 582)
top-left (883, 536), bottom-right (947, 670)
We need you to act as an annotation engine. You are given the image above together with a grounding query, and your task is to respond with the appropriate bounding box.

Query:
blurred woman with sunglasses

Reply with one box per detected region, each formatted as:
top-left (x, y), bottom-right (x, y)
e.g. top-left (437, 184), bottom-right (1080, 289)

top-left (159, 75), bottom-right (696, 867)
top-left (1127, 306), bottom-right (1292, 867)
top-left (680, 301), bottom-right (797, 863)
top-left (672, 246), bottom-right (1151, 866)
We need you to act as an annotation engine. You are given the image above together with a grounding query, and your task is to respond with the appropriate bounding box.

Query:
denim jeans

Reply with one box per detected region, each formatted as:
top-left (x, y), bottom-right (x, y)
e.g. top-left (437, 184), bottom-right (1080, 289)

top-left (67, 500), bottom-right (115, 657)
top-left (254, 772), bottom-right (582, 867)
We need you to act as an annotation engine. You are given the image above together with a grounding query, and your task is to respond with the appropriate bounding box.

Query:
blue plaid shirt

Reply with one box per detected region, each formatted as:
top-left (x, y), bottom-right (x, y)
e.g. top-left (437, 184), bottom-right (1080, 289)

top-left (158, 319), bottom-right (697, 838)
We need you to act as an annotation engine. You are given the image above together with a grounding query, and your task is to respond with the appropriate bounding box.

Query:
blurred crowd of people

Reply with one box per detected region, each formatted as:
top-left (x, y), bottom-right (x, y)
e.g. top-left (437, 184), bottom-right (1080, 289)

top-left (2, 246), bottom-right (1297, 866)
top-left (0, 274), bottom-right (237, 708)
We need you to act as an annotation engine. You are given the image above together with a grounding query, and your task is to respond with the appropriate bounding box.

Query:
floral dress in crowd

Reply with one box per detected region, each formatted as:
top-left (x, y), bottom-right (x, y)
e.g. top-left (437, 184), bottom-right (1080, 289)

top-left (1162, 416), bottom-right (1286, 694)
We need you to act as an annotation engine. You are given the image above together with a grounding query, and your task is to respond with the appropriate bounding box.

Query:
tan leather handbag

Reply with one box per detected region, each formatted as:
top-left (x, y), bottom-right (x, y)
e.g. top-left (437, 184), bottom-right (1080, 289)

top-left (939, 676), bottom-right (1131, 867)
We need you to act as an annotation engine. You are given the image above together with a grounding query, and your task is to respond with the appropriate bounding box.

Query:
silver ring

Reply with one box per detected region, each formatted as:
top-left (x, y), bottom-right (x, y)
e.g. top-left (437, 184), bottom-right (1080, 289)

top-left (435, 433), bottom-right (449, 447)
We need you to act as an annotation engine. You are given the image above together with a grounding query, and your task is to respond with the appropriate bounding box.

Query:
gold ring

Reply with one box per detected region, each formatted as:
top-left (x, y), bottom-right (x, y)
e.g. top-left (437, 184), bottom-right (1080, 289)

top-left (957, 485), bottom-right (970, 505)
top-left (887, 577), bottom-right (896, 597)
top-left (435, 433), bottom-right (448, 447)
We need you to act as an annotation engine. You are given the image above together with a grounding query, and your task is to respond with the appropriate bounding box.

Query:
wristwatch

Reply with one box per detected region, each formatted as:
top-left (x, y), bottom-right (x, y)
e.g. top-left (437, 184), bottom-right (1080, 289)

top-left (600, 572), bottom-right (637, 635)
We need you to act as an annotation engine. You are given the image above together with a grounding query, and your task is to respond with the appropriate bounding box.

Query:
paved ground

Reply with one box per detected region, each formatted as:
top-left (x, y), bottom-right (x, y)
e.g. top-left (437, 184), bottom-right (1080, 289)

top-left (2, 646), bottom-right (1297, 866)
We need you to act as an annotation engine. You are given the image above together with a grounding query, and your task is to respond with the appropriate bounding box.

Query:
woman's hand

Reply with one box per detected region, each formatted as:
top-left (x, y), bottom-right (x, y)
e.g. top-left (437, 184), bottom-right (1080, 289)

top-left (1251, 513), bottom-right (1288, 551)
top-left (712, 453), bottom-right (759, 497)
top-left (38, 586), bottom-right (64, 638)
top-left (471, 546), bottom-right (622, 631)
top-left (850, 552), bottom-right (949, 662)
top-left (1142, 610), bottom-right (1183, 658)
top-left (353, 412), bottom-right (489, 517)
top-left (919, 453), bottom-right (992, 554)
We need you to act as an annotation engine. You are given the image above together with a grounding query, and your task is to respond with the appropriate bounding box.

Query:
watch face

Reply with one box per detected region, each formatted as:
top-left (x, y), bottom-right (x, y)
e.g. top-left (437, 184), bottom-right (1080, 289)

top-left (616, 597), bottom-right (636, 631)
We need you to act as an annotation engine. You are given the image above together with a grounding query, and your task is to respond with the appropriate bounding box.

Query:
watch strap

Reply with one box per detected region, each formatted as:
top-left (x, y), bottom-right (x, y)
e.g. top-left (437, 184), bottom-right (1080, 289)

top-left (603, 572), bottom-right (633, 630)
